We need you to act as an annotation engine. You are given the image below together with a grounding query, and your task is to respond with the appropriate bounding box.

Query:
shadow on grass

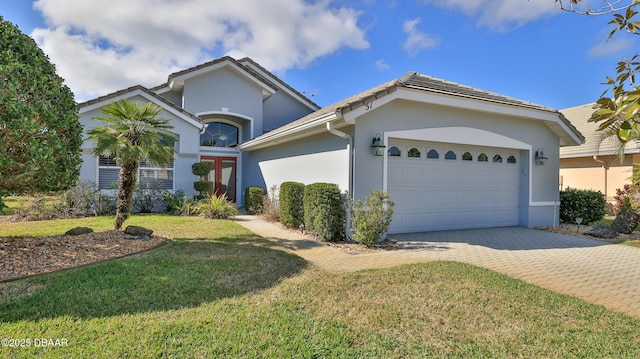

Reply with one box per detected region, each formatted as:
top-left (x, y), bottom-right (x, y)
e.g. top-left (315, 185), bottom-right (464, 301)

top-left (0, 235), bottom-right (307, 322)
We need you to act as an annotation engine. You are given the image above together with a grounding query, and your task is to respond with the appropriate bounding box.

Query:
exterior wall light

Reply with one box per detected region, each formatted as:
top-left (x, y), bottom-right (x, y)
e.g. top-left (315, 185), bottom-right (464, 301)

top-left (371, 133), bottom-right (386, 156)
top-left (535, 148), bottom-right (548, 165)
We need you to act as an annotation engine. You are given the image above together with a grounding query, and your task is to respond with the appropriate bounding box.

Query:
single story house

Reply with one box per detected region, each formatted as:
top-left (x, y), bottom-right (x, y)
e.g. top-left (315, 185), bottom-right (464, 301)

top-left (79, 56), bottom-right (584, 233)
top-left (560, 103), bottom-right (640, 202)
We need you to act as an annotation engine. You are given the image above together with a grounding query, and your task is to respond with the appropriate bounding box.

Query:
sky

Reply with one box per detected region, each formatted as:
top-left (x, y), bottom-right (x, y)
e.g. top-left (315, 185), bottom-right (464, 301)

top-left (1, 0), bottom-right (637, 110)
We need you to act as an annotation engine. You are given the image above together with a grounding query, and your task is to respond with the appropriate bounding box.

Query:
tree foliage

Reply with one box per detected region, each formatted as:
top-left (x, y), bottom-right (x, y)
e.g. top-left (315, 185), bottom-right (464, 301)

top-left (556, 1), bottom-right (640, 156)
top-left (86, 99), bottom-right (176, 229)
top-left (0, 16), bottom-right (82, 194)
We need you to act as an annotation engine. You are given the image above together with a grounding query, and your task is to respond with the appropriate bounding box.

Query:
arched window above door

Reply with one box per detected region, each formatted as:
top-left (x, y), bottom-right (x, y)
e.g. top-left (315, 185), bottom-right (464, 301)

top-left (200, 122), bottom-right (239, 148)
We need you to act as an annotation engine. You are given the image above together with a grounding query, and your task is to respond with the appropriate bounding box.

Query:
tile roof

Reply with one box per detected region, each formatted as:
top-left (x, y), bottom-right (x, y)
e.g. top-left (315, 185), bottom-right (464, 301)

top-left (78, 85), bottom-right (203, 125)
top-left (242, 72), bottom-right (584, 147)
top-left (560, 103), bottom-right (640, 158)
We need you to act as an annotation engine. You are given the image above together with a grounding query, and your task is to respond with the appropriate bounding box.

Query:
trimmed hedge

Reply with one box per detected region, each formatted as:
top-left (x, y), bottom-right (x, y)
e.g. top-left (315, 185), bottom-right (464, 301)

top-left (279, 182), bottom-right (305, 228)
top-left (193, 181), bottom-right (213, 194)
top-left (244, 186), bottom-right (265, 215)
top-left (304, 182), bottom-right (344, 241)
top-left (191, 162), bottom-right (211, 177)
top-left (559, 187), bottom-right (606, 225)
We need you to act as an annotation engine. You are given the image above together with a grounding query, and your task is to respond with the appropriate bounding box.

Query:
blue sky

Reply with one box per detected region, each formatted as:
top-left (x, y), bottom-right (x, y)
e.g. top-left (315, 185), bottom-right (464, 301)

top-left (1, 0), bottom-right (637, 109)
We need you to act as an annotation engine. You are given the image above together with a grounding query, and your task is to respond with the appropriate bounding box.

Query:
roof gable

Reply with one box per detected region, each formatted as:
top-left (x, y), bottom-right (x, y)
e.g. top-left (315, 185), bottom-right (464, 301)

top-left (78, 85), bottom-right (204, 130)
top-left (241, 72), bottom-right (585, 150)
top-left (165, 56), bottom-right (276, 99)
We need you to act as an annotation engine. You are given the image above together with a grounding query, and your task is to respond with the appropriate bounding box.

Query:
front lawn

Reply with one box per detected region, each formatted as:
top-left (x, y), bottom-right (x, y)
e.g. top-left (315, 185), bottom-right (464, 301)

top-left (1, 215), bottom-right (639, 358)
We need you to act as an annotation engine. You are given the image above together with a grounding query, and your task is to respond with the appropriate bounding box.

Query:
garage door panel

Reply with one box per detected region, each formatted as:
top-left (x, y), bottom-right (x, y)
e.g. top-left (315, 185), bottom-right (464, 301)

top-left (388, 140), bottom-right (521, 233)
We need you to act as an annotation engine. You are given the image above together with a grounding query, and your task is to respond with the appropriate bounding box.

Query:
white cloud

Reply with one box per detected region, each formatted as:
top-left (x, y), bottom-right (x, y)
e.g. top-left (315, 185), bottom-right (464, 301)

top-left (31, 0), bottom-right (369, 100)
top-left (402, 18), bottom-right (439, 56)
top-left (588, 37), bottom-right (635, 57)
top-left (419, 0), bottom-right (559, 30)
top-left (375, 59), bottom-right (390, 70)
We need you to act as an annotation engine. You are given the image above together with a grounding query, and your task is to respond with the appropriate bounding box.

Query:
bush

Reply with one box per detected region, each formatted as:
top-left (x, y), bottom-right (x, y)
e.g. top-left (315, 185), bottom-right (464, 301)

top-left (191, 162), bottom-right (211, 177)
top-left (613, 184), bottom-right (638, 214)
top-left (244, 186), bottom-right (265, 215)
top-left (163, 190), bottom-right (186, 214)
top-left (16, 180), bottom-right (102, 220)
top-left (303, 183), bottom-right (344, 241)
top-left (349, 190), bottom-right (395, 247)
top-left (174, 197), bottom-right (198, 216)
top-left (132, 182), bottom-right (168, 213)
top-left (193, 181), bottom-right (213, 196)
top-left (0, 189), bottom-right (7, 214)
top-left (279, 182), bottom-right (305, 228)
top-left (559, 188), bottom-right (606, 225)
top-left (261, 185), bottom-right (280, 222)
top-left (192, 162), bottom-right (212, 197)
top-left (196, 193), bottom-right (239, 219)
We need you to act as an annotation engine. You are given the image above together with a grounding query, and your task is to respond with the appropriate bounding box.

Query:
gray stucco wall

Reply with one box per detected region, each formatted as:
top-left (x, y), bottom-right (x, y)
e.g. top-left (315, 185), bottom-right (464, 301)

top-left (243, 131), bottom-right (351, 198)
top-left (263, 91), bottom-right (316, 133)
top-left (182, 69), bottom-right (264, 135)
top-left (78, 94), bottom-right (202, 196)
top-left (351, 98), bottom-right (562, 228)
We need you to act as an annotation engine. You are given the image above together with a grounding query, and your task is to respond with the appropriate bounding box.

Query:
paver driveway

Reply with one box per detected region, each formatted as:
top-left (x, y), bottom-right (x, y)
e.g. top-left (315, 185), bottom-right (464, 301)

top-left (234, 215), bottom-right (640, 317)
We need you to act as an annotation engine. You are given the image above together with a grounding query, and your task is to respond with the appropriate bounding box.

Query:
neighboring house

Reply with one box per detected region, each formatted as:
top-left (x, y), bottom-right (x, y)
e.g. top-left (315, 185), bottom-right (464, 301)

top-left (78, 56), bottom-right (320, 203)
top-left (79, 56), bottom-right (584, 233)
top-left (560, 104), bottom-right (640, 202)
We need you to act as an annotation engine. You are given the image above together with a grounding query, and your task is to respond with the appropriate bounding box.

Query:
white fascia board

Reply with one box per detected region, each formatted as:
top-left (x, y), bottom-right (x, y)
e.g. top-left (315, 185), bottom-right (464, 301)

top-left (79, 89), bottom-right (204, 131)
top-left (343, 88), bottom-right (583, 146)
top-left (559, 150), bottom-right (635, 159)
top-left (240, 112), bottom-right (339, 150)
top-left (170, 61), bottom-right (276, 97)
top-left (154, 85), bottom-right (171, 95)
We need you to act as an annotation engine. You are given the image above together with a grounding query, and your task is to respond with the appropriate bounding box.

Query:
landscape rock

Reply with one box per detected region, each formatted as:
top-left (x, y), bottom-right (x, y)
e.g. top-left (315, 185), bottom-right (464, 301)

top-left (124, 225), bottom-right (153, 237)
top-left (64, 226), bottom-right (93, 236)
top-left (611, 206), bottom-right (640, 234)
top-left (585, 223), bottom-right (618, 239)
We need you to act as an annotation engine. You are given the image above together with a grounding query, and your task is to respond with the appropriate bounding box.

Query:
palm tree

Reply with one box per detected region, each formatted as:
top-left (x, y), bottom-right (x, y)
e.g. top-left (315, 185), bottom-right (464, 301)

top-left (87, 99), bottom-right (176, 229)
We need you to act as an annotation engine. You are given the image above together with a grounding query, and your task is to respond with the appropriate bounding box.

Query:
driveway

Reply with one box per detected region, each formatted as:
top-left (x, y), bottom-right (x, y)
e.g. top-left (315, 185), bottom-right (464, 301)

top-left (234, 216), bottom-right (640, 317)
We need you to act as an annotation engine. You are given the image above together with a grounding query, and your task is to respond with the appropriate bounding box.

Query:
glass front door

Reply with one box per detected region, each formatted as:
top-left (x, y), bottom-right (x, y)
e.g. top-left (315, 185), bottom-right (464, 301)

top-left (203, 157), bottom-right (237, 202)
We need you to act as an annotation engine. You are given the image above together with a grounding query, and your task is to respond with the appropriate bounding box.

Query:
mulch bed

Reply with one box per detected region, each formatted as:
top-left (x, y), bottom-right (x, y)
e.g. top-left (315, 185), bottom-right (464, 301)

top-left (1, 219), bottom-right (638, 282)
top-left (0, 230), bottom-right (168, 282)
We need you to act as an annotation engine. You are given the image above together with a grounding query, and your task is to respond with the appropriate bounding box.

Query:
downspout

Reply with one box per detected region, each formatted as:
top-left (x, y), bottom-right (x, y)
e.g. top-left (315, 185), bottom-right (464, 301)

top-left (593, 156), bottom-right (609, 200)
top-left (326, 119), bottom-right (355, 240)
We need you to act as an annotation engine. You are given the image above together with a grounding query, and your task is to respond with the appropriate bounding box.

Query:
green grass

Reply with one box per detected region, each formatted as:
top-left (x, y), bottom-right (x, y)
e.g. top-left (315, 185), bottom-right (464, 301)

top-left (1, 215), bottom-right (640, 358)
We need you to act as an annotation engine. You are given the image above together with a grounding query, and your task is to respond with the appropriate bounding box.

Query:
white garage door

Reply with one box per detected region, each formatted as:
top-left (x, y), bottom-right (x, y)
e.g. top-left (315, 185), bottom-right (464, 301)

top-left (387, 140), bottom-right (521, 233)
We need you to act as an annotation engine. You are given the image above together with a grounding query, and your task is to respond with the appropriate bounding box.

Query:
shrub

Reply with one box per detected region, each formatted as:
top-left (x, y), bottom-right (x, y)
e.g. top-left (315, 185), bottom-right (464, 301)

top-left (244, 186), bottom-right (265, 215)
top-left (132, 182), bottom-right (168, 213)
top-left (193, 181), bottom-right (213, 196)
top-left (15, 180), bottom-right (103, 220)
top-left (280, 182), bottom-right (305, 228)
top-left (261, 185), bottom-right (280, 222)
top-left (0, 189), bottom-right (7, 214)
top-left (174, 197), bottom-right (198, 216)
top-left (349, 190), bottom-right (395, 247)
top-left (192, 162), bottom-right (212, 197)
top-left (559, 187), bottom-right (606, 225)
top-left (303, 183), bottom-right (344, 241)
top-left (613, 184), bottom-right (638, 214)
top-left (196, 193), bottom-right (239, 219)
top-left (191, 162), bottom-right (211, 177)
top-left (163, 190), bottom-right (186, 214)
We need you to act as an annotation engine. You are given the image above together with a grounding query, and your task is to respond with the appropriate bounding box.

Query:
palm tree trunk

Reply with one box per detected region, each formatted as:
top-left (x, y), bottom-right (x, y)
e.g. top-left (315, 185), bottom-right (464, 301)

top-left (114, 162), bottom-right (139, 230)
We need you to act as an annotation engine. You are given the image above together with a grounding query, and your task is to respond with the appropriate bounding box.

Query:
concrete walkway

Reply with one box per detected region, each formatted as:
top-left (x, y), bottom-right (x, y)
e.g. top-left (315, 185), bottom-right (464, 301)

top-left (233, 215), bottom-right (640, 318)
